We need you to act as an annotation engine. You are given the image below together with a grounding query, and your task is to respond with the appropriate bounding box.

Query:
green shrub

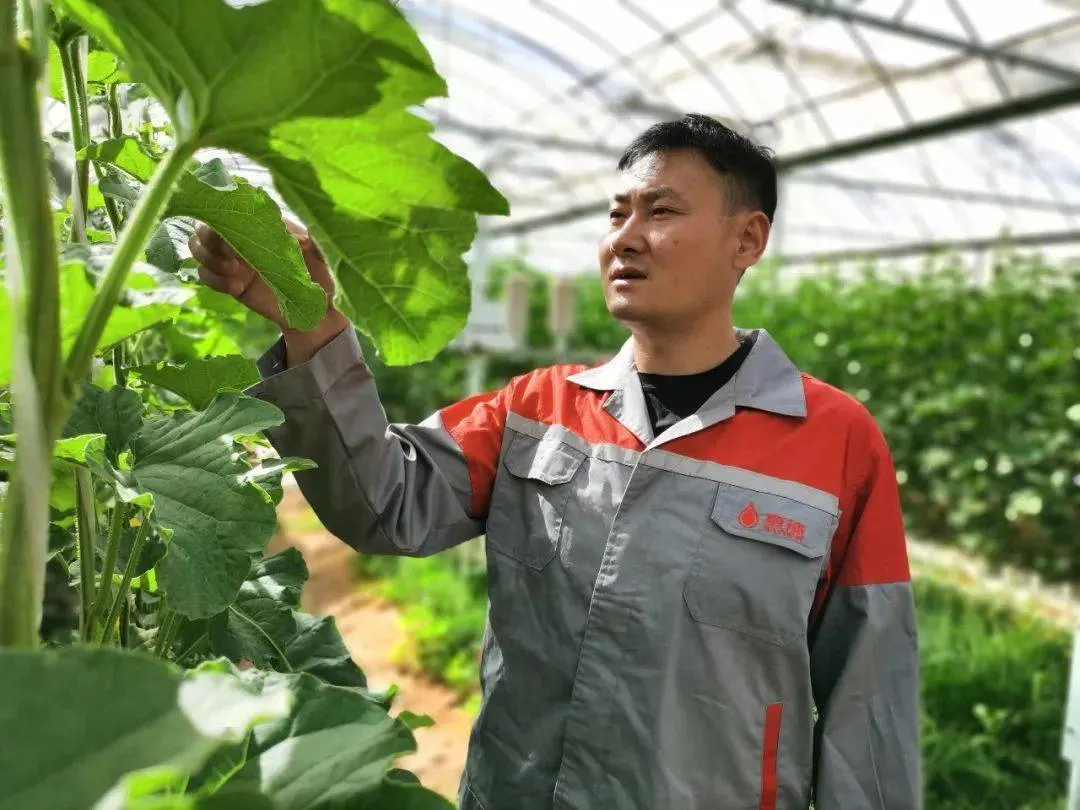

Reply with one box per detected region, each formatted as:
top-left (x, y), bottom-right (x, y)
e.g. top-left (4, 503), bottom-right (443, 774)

top-left (916, 576), bottom-right (1068, 808)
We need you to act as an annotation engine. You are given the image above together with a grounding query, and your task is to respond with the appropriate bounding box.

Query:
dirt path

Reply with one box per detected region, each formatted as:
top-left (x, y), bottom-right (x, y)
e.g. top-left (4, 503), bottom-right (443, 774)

top-left (270, 487), bottom-right (474, 800)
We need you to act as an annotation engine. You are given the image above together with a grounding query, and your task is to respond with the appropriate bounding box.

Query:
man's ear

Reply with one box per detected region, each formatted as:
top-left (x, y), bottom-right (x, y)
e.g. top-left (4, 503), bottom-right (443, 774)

top-left (733, 211), bottom-right (771, 272)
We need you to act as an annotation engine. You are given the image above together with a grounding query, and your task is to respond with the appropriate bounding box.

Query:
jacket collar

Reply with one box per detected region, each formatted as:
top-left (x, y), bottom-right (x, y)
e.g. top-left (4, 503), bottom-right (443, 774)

top-left (567, 328), bottom-right (807, 447)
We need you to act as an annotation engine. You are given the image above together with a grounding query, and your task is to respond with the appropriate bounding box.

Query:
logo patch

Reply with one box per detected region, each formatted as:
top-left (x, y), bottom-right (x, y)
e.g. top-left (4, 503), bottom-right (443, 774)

top-left (738, 501), bottom-right (806, 542)
top-left (737, 502), bottom-right (760, 528)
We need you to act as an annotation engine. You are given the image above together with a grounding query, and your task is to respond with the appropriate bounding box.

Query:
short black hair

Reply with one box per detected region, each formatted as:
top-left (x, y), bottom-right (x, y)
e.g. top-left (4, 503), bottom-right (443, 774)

top-left (617, 113), bottom-right (777, 222)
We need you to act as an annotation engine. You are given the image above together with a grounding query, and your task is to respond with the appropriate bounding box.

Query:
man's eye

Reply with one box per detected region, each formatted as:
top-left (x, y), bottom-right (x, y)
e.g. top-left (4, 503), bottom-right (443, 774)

top-left (609, 210), bottom-right (626, 221)
top-left (652, 207), bottom-right (675, 215)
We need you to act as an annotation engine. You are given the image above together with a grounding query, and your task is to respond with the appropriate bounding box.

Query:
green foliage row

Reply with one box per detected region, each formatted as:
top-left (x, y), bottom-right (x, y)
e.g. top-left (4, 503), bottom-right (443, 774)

top-left (917, 575), bottom-right (1070, 809)
top-left (353, 549), bottom-right (1070, 808)
top-left (364, 252), bottom-right (1080, 582)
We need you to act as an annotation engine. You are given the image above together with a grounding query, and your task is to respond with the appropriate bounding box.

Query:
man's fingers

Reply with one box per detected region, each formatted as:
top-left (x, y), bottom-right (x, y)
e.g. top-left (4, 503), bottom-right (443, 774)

top-left (190, 231), bottom-right (249, 278)
top-left (197, 264), bottom-right (246, 297)
top-left (190, 223), bottom-right (238, 261)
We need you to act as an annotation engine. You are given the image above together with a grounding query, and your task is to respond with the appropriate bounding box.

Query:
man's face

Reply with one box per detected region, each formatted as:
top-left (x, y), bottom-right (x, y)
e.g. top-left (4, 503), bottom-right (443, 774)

top-left (598, 149), bottom-right (765, 330)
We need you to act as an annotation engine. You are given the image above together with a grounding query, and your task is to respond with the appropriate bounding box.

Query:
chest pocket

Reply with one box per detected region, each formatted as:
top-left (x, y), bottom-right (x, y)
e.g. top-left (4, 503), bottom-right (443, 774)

top-left (683, 483), bottom-right (838, 646)
top-left (487, 429), bottom-right (587, 571)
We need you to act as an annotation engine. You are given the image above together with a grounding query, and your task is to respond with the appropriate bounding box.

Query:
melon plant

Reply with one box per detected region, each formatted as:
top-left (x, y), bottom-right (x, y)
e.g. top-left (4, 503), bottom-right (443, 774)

top-left (0, 1), bottom-right (506, 807)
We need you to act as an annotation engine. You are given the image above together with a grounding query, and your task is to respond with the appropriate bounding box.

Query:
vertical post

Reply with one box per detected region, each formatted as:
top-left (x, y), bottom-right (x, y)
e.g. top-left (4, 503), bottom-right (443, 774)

top-left (1061, 629), bottom-right (1080, 806)
top-left (465, 350), bottom-right (488, 397)
top-left (549, 275), bottom-right (576, 360)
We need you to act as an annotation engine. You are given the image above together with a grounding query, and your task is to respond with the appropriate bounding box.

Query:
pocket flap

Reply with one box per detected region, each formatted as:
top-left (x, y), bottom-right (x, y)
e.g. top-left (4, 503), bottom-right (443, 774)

top-left (710, 485), bottom-right (836, 559)
top-left (503, 431), bottom-right (586, 485)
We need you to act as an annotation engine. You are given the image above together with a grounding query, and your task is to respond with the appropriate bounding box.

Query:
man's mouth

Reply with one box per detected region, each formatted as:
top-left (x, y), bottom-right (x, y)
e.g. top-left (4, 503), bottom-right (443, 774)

top-left (609, 266), bottom-right (647, 281)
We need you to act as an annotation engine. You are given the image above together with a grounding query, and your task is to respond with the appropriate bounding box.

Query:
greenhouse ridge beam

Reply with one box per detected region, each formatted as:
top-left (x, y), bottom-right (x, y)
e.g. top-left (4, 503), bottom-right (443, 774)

top-left (768, 0), bottom-right (1080, 81)
top-left (779, 228), bottom-right (1080, 264)
top-left (779, 81), bottom-right (1080, 170)
top-left (791, 173), bottom-right (1080, 213)
top-left (490, 81), bottom-right (1080, 236)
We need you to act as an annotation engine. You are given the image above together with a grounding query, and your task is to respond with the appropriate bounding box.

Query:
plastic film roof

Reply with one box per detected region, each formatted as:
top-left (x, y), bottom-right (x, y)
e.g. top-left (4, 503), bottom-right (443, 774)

top-left (395, 0), bottom-right (1080, 273)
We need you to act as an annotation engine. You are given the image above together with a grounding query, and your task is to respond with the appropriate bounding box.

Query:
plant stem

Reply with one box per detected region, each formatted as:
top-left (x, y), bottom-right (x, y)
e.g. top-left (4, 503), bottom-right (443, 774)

top-left (74, 467), bottom-right (97, 641)
top-left (112, 344), bottom-right (126, 387)
top-left (89, 500), bottom-right (127, 636)
top-left (154, 607), bottom-right (179, 658)
top-left (119, 597), bottom-right (129, 647)
top-left (107, 83), bottom-right (122, 138)
top-left (0, 0), bottom-right (63, 649)
top-left (63, 142), bottom-right (194, 404)
top-left (59, 35), bottom-right (89, 244)
top-left (96, 83), bottom-right (125, 237)
top-left (100, 512), bottom-right (148, 644)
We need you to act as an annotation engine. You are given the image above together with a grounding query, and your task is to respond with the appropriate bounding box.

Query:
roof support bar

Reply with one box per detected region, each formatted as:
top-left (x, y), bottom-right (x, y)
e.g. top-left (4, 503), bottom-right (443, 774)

top-left (490, 80), bottom-right (1080, 235)
top-left (779, 81), bottom-right (1080, 169)
top-left (779, 227), bottom-right (1080, 264)
top-left (791, 172), bottom-right (1080, 213)
top-left (767, 0), bottom-right (1080, 82)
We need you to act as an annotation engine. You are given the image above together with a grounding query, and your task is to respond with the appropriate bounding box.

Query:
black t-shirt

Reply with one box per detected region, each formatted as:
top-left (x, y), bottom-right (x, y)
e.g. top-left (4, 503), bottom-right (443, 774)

top-left (637, 333), bottom-right (756, 435)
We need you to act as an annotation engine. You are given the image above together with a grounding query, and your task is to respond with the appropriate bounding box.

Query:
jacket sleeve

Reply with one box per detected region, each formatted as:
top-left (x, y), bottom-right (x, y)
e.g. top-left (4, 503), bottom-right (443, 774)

top-left (809, 415), bottom-right (922, 809)
top-left (244, 327), bottom-right (512, 556)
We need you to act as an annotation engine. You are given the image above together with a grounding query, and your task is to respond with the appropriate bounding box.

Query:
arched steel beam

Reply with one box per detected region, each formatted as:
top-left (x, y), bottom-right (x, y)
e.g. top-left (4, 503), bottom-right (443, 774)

top-left (490, 79), bottom-right (1080, 236)
top-left (400, 0), bottom-right (626, 133)
top-left (766, 0), bottom-right (1080, 82)
top-left (617, 0), bottom-right (751, 125)
top-left (476, 0), bottom-right (685, 173)
top-left (778, 227), bottom-right (1080, 264)
top-left (780, 81), bottom-right (1080, 169)
top-left (504, 4), bottom-right (724, 132)
top-left (790, 172), bottom-right (1080, 214)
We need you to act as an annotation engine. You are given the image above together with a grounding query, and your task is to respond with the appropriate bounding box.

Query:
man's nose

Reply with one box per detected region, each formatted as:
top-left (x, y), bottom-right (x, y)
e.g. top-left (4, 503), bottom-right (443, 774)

top-left (610, 213), bottom-right (646, 256)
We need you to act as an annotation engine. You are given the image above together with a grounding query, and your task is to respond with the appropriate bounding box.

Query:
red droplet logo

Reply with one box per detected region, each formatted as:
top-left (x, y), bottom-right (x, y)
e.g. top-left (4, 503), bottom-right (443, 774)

top-left (737, 501), bottom-right (760, 528)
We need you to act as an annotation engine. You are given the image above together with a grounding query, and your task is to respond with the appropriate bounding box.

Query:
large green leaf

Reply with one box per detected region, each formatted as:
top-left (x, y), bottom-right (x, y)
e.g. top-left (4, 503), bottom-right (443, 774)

top-left (209, 549), bottom-right (306, 668)
top-left (98, 764), bottom-right (278, 810)
top-left (347, 781), bottom-right (456, 810)
top-left (63, 384), bottom-right (144, 463)
top-left (208, 549), bottom-right (367, 688)
top-left (132, 355), bottom-right (261, 410)
top-left (60, 0), bottom-right (509, 364)
top-left (146, 218), bottom-right (197, 275)
top-left (0, 261), bottom-right (181, 386)
top-left (283, 612), bottom-right (367, 689)
top-left (0, 648), bottom-right (290, 810)
top-left (81, 137), bottom-right (159, 182)
top-left (231, 672), bottom-right (416, 810)
top-left (96, 156), bottom-right (327, 330)
top-left (135, 394), bottom-right (285, 618)
top-left (165, 162), bottom-right (327, 331)
top-left (86, 393), bottom-right (286, 618)
top-left (0, 433), bottom-right (104, 464)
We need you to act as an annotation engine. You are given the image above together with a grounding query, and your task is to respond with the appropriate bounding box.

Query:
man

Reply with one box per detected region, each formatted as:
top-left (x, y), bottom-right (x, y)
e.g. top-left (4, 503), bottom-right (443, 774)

top-left (191, 113), bottom-right (921, 809)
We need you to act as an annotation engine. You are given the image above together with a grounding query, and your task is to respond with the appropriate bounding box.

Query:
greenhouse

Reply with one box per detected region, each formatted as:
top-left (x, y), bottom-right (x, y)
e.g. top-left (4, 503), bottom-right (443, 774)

top-left (0, 1), bottom-right (1078, 809)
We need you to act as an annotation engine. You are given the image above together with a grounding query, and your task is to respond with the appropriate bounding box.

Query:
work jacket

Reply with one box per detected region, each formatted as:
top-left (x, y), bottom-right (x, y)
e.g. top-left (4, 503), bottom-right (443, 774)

top-left (248, 326), bottom-right (921, 810)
